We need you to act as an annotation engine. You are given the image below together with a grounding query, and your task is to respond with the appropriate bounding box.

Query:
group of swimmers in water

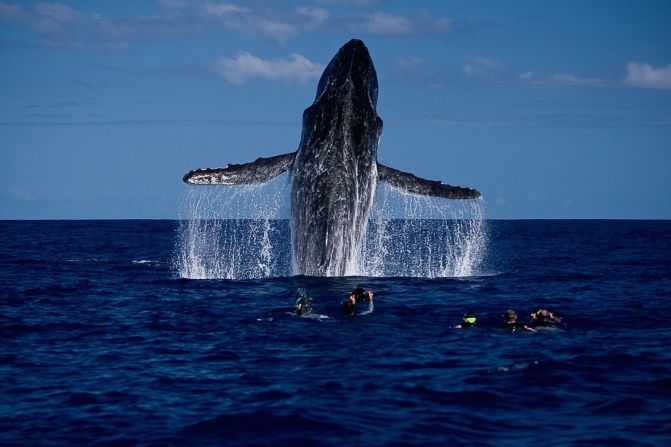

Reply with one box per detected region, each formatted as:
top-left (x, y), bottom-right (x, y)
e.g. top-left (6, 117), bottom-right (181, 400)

top-left (455, 308), bottom-right (563, 331)
top-left (296, 287), bottom-right (563, 331)
top-left (295, 287), bottom-right (374, 318)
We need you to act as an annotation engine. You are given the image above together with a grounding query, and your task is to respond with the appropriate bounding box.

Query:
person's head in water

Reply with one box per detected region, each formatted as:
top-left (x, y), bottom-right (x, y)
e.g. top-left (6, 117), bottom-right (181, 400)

top-left (463, 311), bottom-right (477, 324)
top-left (343, 287), bottom-right (373, 315)
top-left (351, 287), bottom-right (373, 302)
top-left (504, 309), bottom-right (518, 324)
top-left (352, 287), bottom-right (368, 301)
top-left (295, 297), bottom-right (313, 316)
top-left (503, 309), bottom-right (536, 332)
top-left (456, 311), bottom-right (477, 328)
top-left (530, 309), bottom-right (562, 327)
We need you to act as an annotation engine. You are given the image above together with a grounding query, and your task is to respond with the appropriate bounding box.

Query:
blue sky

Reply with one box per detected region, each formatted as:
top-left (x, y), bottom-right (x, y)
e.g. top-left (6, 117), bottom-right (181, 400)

top-left (1, 0), bottom-right (670, 219)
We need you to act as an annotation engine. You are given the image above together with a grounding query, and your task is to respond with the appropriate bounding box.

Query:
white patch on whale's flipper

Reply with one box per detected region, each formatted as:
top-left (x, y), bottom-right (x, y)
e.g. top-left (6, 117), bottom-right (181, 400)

top-left (377, 163), bottom-right (481, 199)
top-left (183, 152), bottom-right (295, 185)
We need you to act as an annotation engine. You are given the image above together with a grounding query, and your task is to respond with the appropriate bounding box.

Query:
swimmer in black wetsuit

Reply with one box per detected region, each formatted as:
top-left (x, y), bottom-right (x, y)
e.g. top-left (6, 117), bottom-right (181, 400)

top-left (343, 287), bottom-right (374, 316)
top-left (503, 309), bottom-right (536, 332)
top-left (455, 311), bottom-right (477, 329)
top-left (529, 309), bottom-right (562, 328)
top-left (295, 296), bottom-right (314, 316)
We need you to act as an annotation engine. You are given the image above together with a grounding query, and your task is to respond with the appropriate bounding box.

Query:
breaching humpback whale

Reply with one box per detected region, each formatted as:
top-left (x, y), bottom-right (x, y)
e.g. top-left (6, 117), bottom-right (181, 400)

top-left (183, 39), bottom-right (480, 276)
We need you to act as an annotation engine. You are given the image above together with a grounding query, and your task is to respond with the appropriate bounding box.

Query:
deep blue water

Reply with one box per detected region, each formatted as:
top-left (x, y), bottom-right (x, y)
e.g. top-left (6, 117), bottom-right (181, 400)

top-left (1, 220), bottom-right (670, 446)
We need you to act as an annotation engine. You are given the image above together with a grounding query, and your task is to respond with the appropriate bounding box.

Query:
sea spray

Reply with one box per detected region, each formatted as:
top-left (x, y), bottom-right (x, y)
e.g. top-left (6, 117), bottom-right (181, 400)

top-left (174, 174), bottom-right (291, 279)
top-left (174, 178), bottom-right (487, 279)
top-left (360, 183), bottom-right (487, 278)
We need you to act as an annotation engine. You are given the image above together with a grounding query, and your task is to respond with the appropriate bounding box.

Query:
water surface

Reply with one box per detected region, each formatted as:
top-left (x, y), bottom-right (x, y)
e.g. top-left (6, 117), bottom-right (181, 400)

top-left (1, 220), bottom-right (670, 446)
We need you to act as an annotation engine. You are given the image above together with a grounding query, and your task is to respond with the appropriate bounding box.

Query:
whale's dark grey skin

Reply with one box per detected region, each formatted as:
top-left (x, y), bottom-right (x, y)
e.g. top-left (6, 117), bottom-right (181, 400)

top-left (183, 39), bottom-right (480, 276)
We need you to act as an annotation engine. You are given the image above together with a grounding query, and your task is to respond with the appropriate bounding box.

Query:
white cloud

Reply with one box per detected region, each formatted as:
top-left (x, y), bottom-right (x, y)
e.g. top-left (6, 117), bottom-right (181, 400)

top-left (519, 71), bottom-right (533, 81)
top-left (347, 11), bottom-right (453, 35)
top-left (550, 73), bottom-right (603, 87)
top-left (317, 0), bottom-right (381, 5)
top-left (204, 3), bottom-right (249, 16)
top-left (0, 1), bottom-right (200, 49)
top-left (624, 62), bottom-right (671, 90)
top-left (463, 56), bottom-right (505, 77)
top-left (213, 51), bottom-right (324, 85)
top-left (297, 6), bottom-right (330, 25)
top-left (354, 12), bottom-right (413, 34)
top-left (253, 18), bottom-right (296, 42)
top-left (1, 1), bottom-right (453, 48)
top-left (518, 70), bottom-right (603, 88)
top-left (395, 55), bottom-right (425, 69)
top-left (155, 0), bottom-right (194, 8)
top-left (417, 10), bottom-right (453, 33)
top-left (34, 2), bottom-right (84, 22)
top-left (202, 3), bottom-right (296, 42)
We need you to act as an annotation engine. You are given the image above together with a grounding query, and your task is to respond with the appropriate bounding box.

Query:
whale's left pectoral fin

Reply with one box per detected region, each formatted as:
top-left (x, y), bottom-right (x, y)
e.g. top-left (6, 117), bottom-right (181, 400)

top-left (378, 164), bottom-right (481, 199)
top-left (183, 152), bottom-right (295, 185)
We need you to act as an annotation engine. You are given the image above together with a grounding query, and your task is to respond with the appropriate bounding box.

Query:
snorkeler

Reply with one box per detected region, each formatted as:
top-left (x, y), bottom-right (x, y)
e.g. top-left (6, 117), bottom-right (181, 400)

top-left (295, 296), bottom-right (314, 316)
top-left (343, 287), bottom-right (374, 316)
top-left (503, 309), bottom-right (536, 332)
top-left (455, 311), bottom-right (477, 329)
top-left (529, 309), bottom-right (562, 328)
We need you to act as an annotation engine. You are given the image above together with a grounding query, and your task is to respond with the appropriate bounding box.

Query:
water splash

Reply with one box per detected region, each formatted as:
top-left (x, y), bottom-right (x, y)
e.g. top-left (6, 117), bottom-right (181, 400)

top-left (174, 174), bottom-right (291, 279)
top-left (174, 177), bottom-right (487, 279)
top-left (360, 183), bottom-right (487, 278)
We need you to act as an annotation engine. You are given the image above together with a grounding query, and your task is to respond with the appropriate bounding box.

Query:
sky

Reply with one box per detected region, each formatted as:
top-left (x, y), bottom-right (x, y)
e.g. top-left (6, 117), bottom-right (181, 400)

top-left (1, 0), bottom-right (670, 219)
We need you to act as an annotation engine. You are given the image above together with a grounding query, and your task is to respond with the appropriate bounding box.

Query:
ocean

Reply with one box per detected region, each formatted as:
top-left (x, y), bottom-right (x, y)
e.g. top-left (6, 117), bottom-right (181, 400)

top-left (1, 219), bottom-right (670, 446)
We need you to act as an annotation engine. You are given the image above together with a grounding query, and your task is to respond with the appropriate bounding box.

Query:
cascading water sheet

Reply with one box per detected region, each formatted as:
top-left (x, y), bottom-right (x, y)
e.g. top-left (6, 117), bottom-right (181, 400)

top-left (360, 183), bottom-right (487, 278)
top-left (174, 174), bottom-right (291, 279)
top-left (175, 178), bottom-right (487, 279)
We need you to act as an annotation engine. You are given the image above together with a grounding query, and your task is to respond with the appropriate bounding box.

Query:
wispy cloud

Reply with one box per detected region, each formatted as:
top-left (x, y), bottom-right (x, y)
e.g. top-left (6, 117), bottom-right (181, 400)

top-left (201, 3), bottom-right (297, 43)
top-left (518, 70), bottom-right (604, 88)
top-left (297, 6), bottom-right (330, 27)
top-left (350, 12), bottom-right (413, 34)
top-left (0, 0), bottom-right (199, 48)
top-left (347, 10), bottom-right (453, 35)
top-left (395, 55), bottom-right (425, 69)
top-left (317, 0), bottom-right (382, 5)
top-left (549, 73), bottom-right (604, 87)
top-left (463, 56), bottom-right (505, 78)
top-left (203, 3), bottom-right (249, 16)
top-left (0, 1), bottom-right (455, 47)
top-left (623, 62), bottom-right (671, 90)
top-left (213, 51), bottom-right (324, 85)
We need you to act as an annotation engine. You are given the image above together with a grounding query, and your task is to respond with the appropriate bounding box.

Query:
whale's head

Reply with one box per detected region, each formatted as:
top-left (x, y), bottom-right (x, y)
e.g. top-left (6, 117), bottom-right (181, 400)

top-left (314, 39), bottom-right (378, 110)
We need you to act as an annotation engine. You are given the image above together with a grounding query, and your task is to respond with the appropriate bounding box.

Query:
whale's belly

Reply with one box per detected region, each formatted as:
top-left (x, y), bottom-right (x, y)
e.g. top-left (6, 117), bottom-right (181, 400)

top-left (290, 150), bottom-right (377, 276)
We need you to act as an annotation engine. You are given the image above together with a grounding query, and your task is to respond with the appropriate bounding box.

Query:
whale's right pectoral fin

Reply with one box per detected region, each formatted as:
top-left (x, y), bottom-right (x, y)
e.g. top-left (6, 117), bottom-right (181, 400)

top-left (183, 152), bottom-right (296, 185)
top-left (378, 164), bottom-right (481, 199)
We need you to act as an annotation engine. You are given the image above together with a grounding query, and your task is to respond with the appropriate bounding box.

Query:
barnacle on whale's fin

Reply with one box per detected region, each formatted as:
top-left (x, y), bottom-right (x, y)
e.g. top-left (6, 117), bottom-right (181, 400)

top-left (378, 164), bottom-right (481, 200)
top-left (183, 152), bottom-right (296, 185)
